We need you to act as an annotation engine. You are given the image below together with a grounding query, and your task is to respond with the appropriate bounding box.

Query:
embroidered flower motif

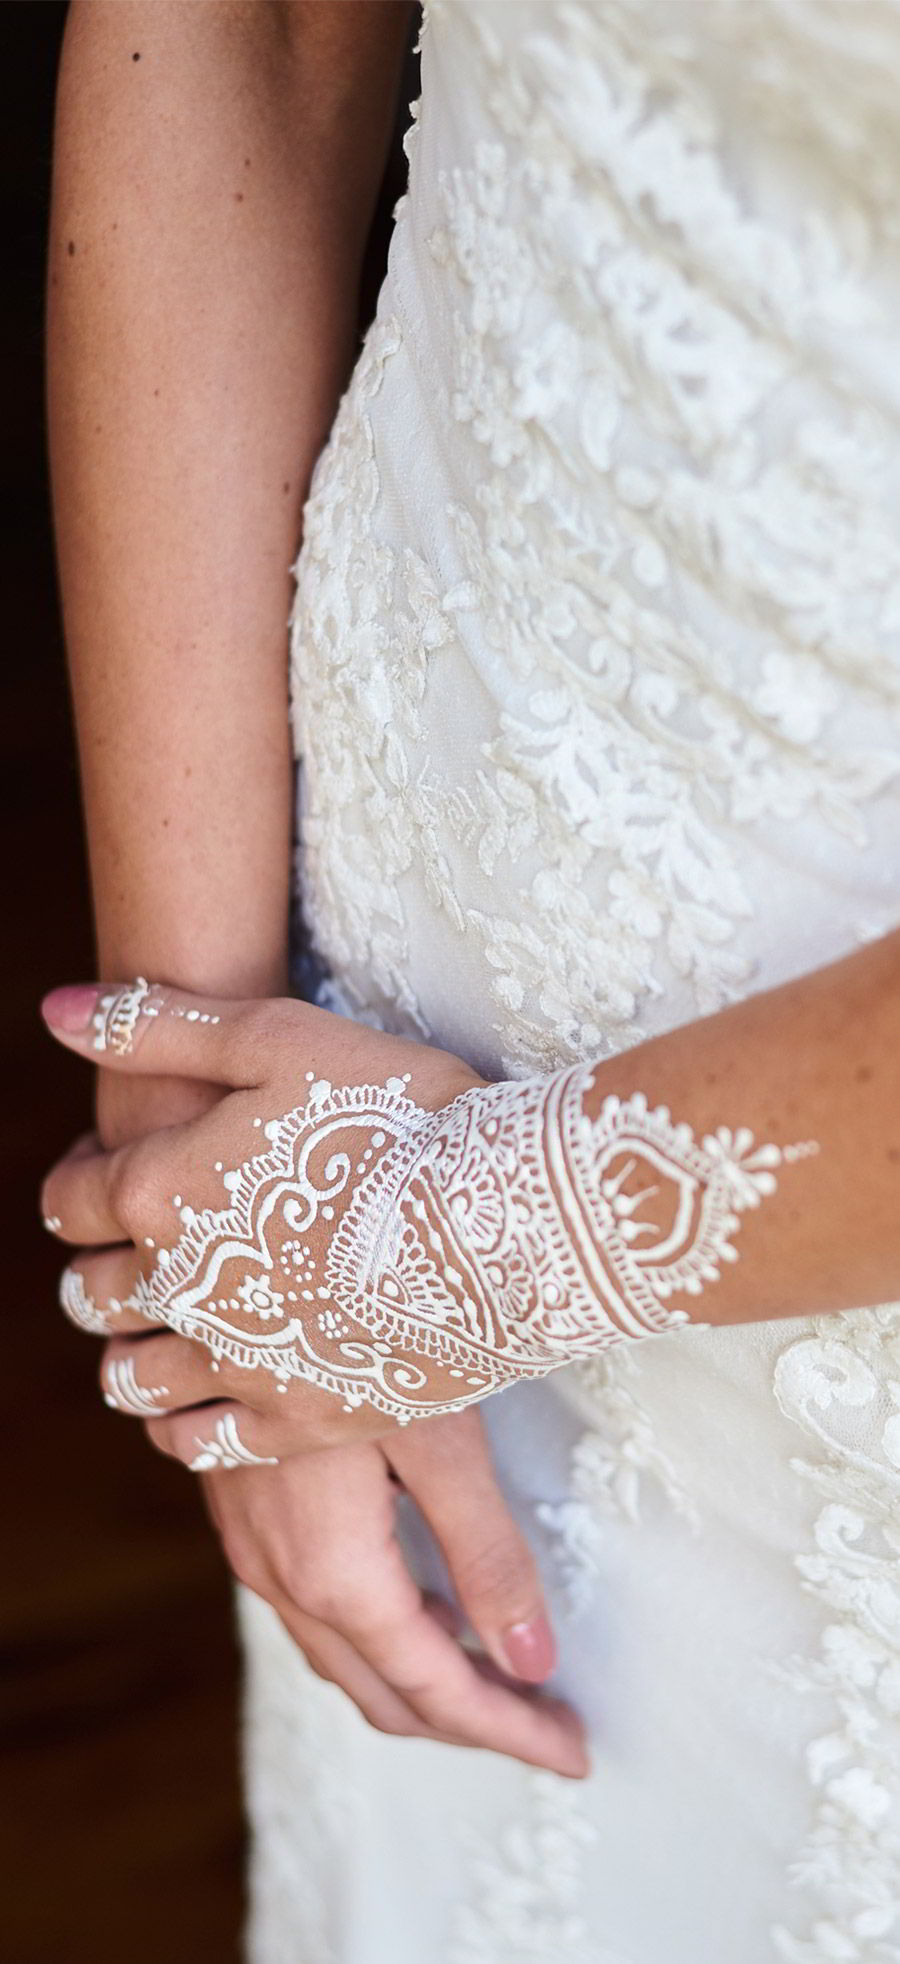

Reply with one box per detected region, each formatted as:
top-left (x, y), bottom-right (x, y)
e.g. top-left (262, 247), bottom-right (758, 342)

top-left (448, 1773), bottom-right (612, 1964)
top-left (770, 1307), bottom-right (900, 1959)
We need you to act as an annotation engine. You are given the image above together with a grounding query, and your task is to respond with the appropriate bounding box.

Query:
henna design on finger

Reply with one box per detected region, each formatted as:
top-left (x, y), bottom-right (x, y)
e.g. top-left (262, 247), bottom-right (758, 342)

top-left (90, 977), bottom-right (222, 1056)
top-left (91, 977), bottom-right (154, 1055)
top-left (59, 1266), bottom-right (121, 1336)
top-left (103, 1356), bottom-right (171, 1416)
top-left (119, 1065), bottom-right (817, 1429)
top-left (188, 1411), bottom-right (279, 1471)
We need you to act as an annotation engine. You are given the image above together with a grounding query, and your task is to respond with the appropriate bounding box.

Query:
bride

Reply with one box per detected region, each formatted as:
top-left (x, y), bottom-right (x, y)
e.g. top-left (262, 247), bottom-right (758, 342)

top-left (44, 3), bottom-right (900, 1959)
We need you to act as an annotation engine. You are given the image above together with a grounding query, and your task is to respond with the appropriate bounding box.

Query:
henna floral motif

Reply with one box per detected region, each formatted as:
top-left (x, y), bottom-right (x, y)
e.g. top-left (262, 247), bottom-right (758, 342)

top-left (121, 1064), bottom-right (814, 1425)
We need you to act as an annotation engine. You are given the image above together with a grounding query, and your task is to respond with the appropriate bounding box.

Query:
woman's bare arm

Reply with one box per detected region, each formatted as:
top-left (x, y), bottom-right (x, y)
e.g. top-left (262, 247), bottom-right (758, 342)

top-left (48, 0), bottom-right (411, 1057)
top-left (44, 3), bottom-right (591, 1776)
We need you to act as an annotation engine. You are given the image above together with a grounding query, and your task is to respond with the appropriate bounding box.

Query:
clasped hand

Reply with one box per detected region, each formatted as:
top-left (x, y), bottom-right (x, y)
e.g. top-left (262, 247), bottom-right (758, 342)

top-left (40, 977), bottom-right (588, 1776)
top-left (42, 978), bottom-right (505, 1467)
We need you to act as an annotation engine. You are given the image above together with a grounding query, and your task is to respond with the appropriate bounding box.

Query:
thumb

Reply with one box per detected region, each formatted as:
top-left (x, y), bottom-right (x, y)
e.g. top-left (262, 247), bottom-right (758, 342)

top-left (40, 977), bottom-right (255, 1087)
top-left (384, 1411), bottom-right (557, 1686)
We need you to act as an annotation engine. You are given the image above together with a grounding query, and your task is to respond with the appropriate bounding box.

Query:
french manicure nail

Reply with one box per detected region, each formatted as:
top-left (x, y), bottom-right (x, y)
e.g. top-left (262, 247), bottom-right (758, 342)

top-left (41, 984), bottom-right (100, 1034)
top-left (501, 1612), bottom-right (556, 1682)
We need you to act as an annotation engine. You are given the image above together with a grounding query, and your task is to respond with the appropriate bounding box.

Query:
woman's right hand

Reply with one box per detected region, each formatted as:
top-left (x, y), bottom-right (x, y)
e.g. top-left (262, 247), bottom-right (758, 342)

top-left (202, 1411), bottom-right (588, 1775)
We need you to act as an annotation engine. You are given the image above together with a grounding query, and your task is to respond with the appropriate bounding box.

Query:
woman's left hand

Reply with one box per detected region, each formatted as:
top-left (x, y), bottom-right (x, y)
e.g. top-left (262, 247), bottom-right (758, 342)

top-left (41, 977), bottom-right (493, 1470)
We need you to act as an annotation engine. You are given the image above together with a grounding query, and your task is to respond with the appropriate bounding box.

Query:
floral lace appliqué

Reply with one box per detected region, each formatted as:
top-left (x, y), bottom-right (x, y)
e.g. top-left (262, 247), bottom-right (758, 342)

top-left (446, 1772), bottom-right (627, 1964)
top-left (536, 1348), bottom-right (702, 1615)
top-left (289, 0), bottom-right (900, 1079)
top-left (770, 1307), bottom-right (900, 1961)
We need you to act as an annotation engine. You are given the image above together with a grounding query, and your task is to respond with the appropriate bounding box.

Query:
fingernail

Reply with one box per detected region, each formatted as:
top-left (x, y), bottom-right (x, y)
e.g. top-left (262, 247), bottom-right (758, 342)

top-left (41, 984), bottom-right (100, 1034)
top-left (501, 1612), bottom-right (556, 1682)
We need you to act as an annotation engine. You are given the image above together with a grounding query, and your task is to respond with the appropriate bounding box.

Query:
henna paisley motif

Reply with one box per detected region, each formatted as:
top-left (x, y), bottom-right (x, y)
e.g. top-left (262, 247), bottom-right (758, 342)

top-left (123, 1064), bottom-right (814, 1425)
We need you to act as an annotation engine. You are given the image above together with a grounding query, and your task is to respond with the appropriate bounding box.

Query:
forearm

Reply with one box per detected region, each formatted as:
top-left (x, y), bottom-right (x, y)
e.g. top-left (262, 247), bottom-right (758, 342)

top-left (41, 932), bottom-right (900, 1446)
top-left (574, 927), bottom-right (900, 1332)
top-left (47, 0), bottom-right (410, 1022)
top-left (319, 926), bottom-right (900, 1396)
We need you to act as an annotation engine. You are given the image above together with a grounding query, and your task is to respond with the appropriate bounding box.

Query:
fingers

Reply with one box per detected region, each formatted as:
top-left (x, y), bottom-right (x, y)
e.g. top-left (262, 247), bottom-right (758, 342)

top-left (40, 978), bottom-right (282, 1088)
top-left (41, 1118), bottom-right (196, 1251)
top-left (40, 1132), bottom-right (100, 1237)
top-left (42, 1137), bottom-right (141, 1248)
top-left (332, 1582), bottom-right (587, 1777)
top-left (385, 1412), bottom-right (556, 1685)
top-left (205, 1451), bottom-right (588, 1775)
top-left (100, 1330), bottom-right (228, 1423)
top-left (271, 1602), bottom-right (461, 1746)
top-left (145, 1398), bottom-right (283, 1470)
top-left (59, 1247), bottom-right (148, 1337)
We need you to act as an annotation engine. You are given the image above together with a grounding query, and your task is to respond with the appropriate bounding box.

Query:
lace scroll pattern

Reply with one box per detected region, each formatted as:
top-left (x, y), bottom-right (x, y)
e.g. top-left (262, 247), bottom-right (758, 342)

top-left (770, 1308), bottom-right (900, 1960)
top-left (290, 0), bottom-right (900, 1085)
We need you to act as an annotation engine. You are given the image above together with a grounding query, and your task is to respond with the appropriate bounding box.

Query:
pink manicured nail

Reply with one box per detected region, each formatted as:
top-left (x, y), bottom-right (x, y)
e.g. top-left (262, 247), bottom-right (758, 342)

top-left (41, 984), bottom-right (100, 1034)
top-left (502, 1612), bottom-right (556, 1682)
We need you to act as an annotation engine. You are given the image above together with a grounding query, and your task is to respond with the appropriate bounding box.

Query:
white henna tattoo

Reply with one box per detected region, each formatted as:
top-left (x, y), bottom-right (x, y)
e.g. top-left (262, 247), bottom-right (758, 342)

top-left (89, 977), bottom-right (221, 1057)
top-left (91, 977), bottom-right (153, 1055)
top-left (103, 1356), bottom-right (171, 1416)
top-left (188, 1412), bottom-right (279, 1472)
top-left (59, 1266), bottom-right (120, 1337)
top-left (119, 1066), bottom-right (818, 1427)
top-left (43, 1214), bottom-right (63, 1236)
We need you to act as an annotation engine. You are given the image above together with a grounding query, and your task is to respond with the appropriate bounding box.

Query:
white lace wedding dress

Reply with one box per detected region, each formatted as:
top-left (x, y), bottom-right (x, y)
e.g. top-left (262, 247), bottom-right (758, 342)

top-left (239, 3), bottom-right (900, 1957)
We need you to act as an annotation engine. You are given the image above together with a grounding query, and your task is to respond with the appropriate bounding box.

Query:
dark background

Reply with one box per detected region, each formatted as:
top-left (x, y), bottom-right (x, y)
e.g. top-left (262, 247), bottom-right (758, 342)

top-left (1, 6), bottom-right (414, 1958)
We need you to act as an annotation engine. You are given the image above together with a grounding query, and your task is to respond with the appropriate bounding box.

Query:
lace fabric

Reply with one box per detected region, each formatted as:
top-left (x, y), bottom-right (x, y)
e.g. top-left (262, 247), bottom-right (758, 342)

top-left (238, 2), bottom-right (900, 1957)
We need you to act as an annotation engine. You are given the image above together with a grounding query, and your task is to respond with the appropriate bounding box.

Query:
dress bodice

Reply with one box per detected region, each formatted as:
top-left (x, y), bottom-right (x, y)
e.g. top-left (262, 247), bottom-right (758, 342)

top-left (273, 11), bottom-right (900, 1959)
top-left (290, 0), bottom-right (900, 1083)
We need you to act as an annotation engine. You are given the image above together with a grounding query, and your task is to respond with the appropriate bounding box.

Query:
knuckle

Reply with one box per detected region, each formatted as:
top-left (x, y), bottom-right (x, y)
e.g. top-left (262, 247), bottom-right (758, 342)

top-left (234, 996), bottom-right (304, 1082)
top-left (223, 1535), bottom-right (269, 1596)
top-left (412, 1688), bottom-right (458, 1736)
top-left (278, 1556), bottom-right (321, 1615)
top-left (234, 999), bottom-right (283, 1066)
top-left (366, 1711), bottom-right (412, 1740)
top-left (455, 1534), bottom-right (533, 1609)
top-left (143, 1416), bottom-right (175, 1459)
top-left (108, 1148), bottom-right (155, 1231)
top-left (299, 1578), bottom-right (361, 1627)
top-left (302, 1651), bottom-right (337, 1687)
